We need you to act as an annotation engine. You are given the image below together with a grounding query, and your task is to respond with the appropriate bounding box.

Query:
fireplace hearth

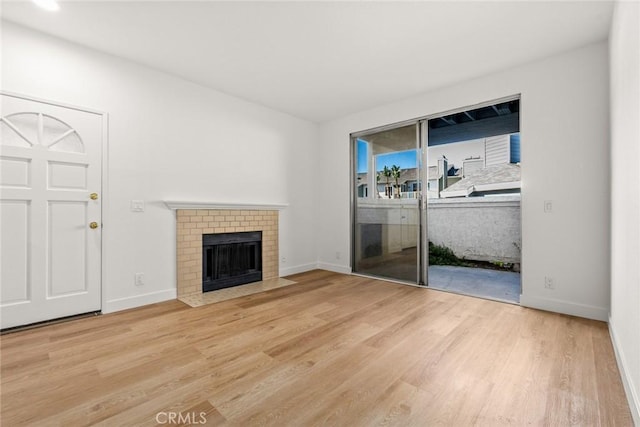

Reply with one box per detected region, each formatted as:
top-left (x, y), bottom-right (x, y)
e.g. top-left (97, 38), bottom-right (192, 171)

top-left (202, 231), bottom-right (262, 292)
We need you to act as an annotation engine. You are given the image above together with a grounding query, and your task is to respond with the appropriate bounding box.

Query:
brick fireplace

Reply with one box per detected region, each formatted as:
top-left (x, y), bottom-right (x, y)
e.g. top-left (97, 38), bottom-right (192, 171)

top-left (173, 207), bottom-right (280, 297)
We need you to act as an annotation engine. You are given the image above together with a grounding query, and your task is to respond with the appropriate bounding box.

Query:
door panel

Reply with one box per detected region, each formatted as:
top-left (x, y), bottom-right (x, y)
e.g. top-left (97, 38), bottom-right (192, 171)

top-left (1, 156), bottom-right (31, 187)
top-left (48, 201), bottom-right (88, 297)
top-left (48, 161), bottom-right (88, 190)
top-left (352, 123), bottom-right (420, 284)
top-left (0, 200), bottom-right (30, 304)
top-left (0, 94), bottom-right (103, 328)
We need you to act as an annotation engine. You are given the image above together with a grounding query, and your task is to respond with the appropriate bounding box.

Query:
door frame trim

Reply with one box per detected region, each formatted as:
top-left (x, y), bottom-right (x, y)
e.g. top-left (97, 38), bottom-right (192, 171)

top-left (1, 91), bottom-right (109, 313)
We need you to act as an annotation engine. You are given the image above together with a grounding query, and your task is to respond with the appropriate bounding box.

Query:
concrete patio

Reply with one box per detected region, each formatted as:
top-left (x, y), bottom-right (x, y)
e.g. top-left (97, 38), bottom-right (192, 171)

top-left (428, 265), bottom-right (520, 303)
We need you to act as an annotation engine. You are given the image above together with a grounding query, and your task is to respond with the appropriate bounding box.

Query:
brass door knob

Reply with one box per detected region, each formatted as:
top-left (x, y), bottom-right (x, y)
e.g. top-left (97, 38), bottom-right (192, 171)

top-left (90, 193), bottom-right (98, 200)
top-left (89, 222), bottom-right (99, 229)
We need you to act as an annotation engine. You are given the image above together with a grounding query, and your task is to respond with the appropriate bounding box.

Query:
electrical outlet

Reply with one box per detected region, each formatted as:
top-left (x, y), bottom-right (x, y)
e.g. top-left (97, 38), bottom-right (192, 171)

top-left (544, 200), bottom-right (553, 213)
top-left (544, 276), bottom-right (554, 290)
top-left (335, 251), bottom-right (341, 260)
top-left (135, 272), bottom-right (144, 286)
top-left (281, 256), bottom-right (286, 264)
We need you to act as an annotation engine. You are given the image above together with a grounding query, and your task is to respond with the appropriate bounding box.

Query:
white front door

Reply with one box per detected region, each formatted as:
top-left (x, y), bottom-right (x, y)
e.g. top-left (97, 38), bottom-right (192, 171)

top-left (1, 94), bottom-right (103, 329)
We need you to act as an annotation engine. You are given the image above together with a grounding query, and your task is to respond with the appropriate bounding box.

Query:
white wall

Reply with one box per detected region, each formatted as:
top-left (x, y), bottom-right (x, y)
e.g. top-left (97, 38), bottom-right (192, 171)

top-left (318, 42), bottom-right (611, 321)
top-left (1, 22), bottom-right (319, 311)
top-left (609, 1), bottom-right (640, 423)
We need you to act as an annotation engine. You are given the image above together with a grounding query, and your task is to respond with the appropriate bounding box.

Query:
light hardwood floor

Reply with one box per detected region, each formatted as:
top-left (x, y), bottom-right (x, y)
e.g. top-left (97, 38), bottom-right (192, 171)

top-left (0, 270), bottom-right (632, 426)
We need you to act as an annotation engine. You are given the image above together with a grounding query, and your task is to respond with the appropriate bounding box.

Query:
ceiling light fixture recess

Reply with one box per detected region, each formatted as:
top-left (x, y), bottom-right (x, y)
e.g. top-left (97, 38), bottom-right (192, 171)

top-left (32, 0), bottom-right (60, 12)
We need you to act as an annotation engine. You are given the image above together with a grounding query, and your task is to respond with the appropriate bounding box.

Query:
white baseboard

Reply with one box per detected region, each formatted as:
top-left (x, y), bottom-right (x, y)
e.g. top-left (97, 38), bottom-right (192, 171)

top-left (317, 262), bottom-right (352, 275)
top-left (609, 317), bottom-right (640, 426)
top-left (280, 263), bottom-right (318, 277)
top-left (519, 294), bottom-right (608, 321)
top-left (103, 262), bottom-right (348, 314)
top-left (103, 289), bottom-right (177, 314)
top-left (281, 262), bottom-right (352, 276)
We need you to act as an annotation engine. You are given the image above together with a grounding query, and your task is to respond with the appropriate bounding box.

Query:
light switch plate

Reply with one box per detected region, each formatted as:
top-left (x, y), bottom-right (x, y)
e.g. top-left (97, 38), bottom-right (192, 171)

top-left (131, 200), bottom-right (145, 212)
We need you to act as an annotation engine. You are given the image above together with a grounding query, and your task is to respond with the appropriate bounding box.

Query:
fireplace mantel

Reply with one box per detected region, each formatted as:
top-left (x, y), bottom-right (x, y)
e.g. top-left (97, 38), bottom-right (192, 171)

top-left (164, 201), bottom-right (288, 210)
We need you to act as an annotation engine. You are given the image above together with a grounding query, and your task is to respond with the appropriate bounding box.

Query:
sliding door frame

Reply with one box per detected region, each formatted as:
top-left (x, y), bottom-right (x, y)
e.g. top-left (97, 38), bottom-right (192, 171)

top-left (421, 94), bottom-right (521, 289)
top-left (420, 119), bottom-right (429, 285)
top-left (350, 94), bottom-right (521, 288)
top-left (350, 120), bottom-right (423, 286)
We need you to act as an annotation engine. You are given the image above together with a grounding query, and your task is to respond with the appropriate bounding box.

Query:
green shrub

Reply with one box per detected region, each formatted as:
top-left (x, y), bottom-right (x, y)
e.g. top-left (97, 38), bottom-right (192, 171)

top-left (428, 241), bottom-right (467, 266)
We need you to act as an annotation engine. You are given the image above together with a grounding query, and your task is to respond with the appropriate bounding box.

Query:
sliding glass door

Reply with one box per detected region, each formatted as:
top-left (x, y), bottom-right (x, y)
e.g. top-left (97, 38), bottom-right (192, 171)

top-left (351, 96), bottom-right (521, 304)
top-left (425, 98), bottom-right (521, 302)
top-left (352, 123), bottom-right (421, 284)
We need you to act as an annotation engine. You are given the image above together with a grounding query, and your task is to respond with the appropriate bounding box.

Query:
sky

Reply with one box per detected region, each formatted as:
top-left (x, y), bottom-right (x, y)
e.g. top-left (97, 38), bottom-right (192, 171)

top-left (357, 139), bottom-right (417, 173)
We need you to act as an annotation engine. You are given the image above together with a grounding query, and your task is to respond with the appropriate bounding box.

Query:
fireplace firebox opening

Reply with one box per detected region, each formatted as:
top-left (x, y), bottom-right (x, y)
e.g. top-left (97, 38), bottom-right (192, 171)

top-left (202, 231), bottom-right (262, 292)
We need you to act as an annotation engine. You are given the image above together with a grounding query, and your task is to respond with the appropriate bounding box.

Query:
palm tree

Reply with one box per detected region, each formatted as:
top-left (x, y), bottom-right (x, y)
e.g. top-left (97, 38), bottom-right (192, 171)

top-left (391, 165), bottom-right (401, 198)
top-left (382, 166), bottom-right (392, 198)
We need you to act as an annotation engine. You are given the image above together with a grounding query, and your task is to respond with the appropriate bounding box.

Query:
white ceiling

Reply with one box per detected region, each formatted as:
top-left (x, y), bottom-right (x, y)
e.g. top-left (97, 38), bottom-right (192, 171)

top-left (1, 1), bottom-right (614, 123)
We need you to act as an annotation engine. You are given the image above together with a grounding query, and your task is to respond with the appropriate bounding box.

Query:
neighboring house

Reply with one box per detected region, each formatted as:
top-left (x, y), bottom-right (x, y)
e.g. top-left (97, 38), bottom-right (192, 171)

top-left (427, 156), bottom-right (452, 198)
top-left (398, 168), bottom-right (419, 197)
top-left (356, 172), bottom-right (368, 197)
top-left (462, 158), bottom-right (484, 177)
top-left (462, 133), bottom-right (520, 176)
top-left (357, 168), bottom-right (422, 199)
top-left (435, 133), bottom-right (520, 197)
top-left (485, 134), bottom-right (514, 166)
top-left (427, 166), bottom-right (441, 199)
top-left (358, 134), bottom-right (520, 199)
top-left (361, 156), bottom-right (520, 200)
top-left (440, 163), bottom-right (521, 198)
